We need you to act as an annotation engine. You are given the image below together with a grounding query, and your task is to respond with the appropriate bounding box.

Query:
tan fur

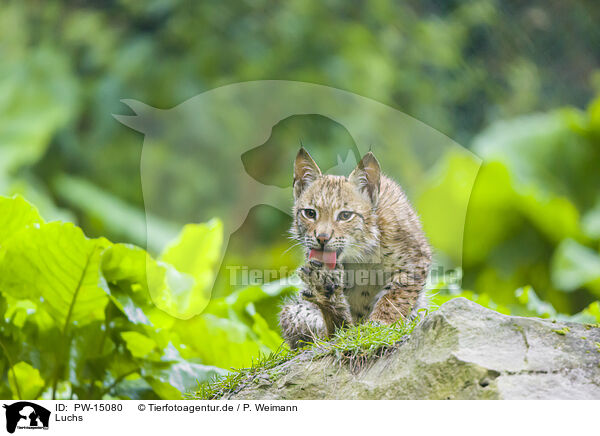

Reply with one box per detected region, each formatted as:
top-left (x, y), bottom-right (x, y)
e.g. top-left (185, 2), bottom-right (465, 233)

top-left (279, 148), bottom-right (432, 348)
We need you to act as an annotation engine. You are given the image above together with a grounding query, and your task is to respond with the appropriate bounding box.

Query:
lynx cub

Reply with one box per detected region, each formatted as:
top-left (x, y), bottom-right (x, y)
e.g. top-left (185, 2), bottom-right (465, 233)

top-left (279, 148), bottom-right (432, 348)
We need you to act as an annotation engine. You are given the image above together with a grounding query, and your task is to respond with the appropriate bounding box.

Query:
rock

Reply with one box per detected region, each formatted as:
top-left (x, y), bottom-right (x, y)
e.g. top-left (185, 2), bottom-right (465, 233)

top-left (223, 298), bottom-right (600, 399)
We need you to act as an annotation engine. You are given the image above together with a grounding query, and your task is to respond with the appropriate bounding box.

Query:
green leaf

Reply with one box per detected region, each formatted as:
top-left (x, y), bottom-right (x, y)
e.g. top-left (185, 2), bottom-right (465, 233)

top-left (0, 195), bottom-right (43, 245)
top-left (121, 331), bottom-right (157, 359)
top-left (220, 279), bottom-right (296, 314)
top-left (515, 286), bottom-right (557, 318)
top-left (9, 362), bottom-right (44, 400)
top-left (101, 241), bottom-right (204, 323)
top-left (146, 220), bottom-right (224, 319)
top-left (417, 151), bottom-right (482, 263)
top-left (0, 47), bottom-right (75, 176)
top-left (0, 222), bottom-right (110, 327)
top-left (581, 301), bottom-right (600, 323)
top-left (174, 314), bottom-right (266, 369)
top-left (551, 239), bottom-right (600, 294)
top-left (160, 220), bottom-right (223, 283)
top-left (101, 243), bottom-right (156, 326)
top-left (152, 344), bottom-right (226, 397)
top-left (3, 296), bottom-right (36, 328)
top-left (144, 377), bottom-right (182, 400)
top-left (246, 304), bottom-right (284, 351)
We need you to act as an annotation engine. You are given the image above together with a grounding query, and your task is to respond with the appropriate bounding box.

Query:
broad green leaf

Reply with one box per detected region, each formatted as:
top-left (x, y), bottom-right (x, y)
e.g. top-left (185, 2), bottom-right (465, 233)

top-left (516, 191), bottom-right (581, 244)
top-left (551, 239), bottom-right (600, 294)
top-left (101, 243), bottom-right (156, 326)
top-left (246, 303), bottom-right (284, 351)
top-left (160, 220), bottom-right (223, 283)
top-left (3, 296), bottom-right (36, 328)
top-left (9, 361), bottom-right (44, 400)
top-left (144, 377), bottom-right (182, 400)
top-left (174, 314), bottom-right (266, 369)
top-left (151, 344), bottom-right (226, 397)
top-left (70, 320), bottom-right (116, 395)
top-left (101, 242), bottom-right (203, 323)
top-left (4, 177), bottom-right (76, 223)
top-left (473, 110), bottom-right (600, 219)
top-left (0, 195), bottom-right (43, 245)
top-left (0, 47), bottom-right (75, 175)
top-left (167, 360), bottom-right (227, 394)
top-left (417, 151), bottom-right (481, 263)
top-left (0, 222), bottom-right (110, 327)
top-left (160, 220), bottom-right (222, 308)
top-left (146, 264), bottom-right (199, 320)
top-left (142, 219), bottom-right (224, 319)
top-left (121, 331), bottom-right (157, 359)
top-left (461, 161), bottom-right (521, 265)
top-left (221, 279), bottom-right (296, 314)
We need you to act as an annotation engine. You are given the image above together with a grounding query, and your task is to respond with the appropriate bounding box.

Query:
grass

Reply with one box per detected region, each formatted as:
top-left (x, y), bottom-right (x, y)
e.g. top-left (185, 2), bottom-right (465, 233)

top-left (190, 318), bottom-right (420, 400)
top-left (189, 346), bottom-right (300, 400)
top-left (312, 318), bottom-right (419, 371)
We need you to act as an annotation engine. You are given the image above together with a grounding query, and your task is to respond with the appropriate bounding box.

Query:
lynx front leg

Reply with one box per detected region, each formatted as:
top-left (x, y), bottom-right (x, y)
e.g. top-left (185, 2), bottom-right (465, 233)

top-left (369, 270), bottom-right (425, 325)
top-left (279, 297), bottom-right (326, 349)
top-left (297, 260), bottom-right (352, 337)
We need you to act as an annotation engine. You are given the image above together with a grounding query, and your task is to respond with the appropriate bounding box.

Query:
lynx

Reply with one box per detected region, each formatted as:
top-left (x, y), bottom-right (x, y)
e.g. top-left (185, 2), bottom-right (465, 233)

top-left (279, 148), bottom-right (432, 348)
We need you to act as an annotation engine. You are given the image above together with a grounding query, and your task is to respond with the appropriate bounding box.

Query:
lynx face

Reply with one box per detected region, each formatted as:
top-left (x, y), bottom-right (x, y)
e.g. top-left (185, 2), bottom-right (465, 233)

top-left (291, 148), bottom-right (381, 264)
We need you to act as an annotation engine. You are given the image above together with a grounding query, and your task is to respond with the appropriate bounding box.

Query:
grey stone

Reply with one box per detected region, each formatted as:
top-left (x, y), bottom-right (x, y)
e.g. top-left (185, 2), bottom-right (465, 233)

top-left (223, 298), bottom-right (600, 399)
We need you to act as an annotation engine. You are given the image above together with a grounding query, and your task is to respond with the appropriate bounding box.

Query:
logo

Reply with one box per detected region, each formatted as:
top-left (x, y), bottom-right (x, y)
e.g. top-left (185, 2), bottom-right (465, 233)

top-left (2, 402), bottom-right (50, 434)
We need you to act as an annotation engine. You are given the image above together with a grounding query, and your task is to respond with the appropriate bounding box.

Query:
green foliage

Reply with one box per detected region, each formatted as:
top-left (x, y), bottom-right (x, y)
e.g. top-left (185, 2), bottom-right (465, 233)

top-left (0, 196), bottom-right (290, 399)
top-left (552, 239), bottom-right (600, 294)
top-left (1, 222), bottom-right (110, 327)
top-left (8, 362), bottom-right (44, 401)
top-left (1, 0), bottom-right (600, 401)
top-left (419, 98), bottom-right (600, 314)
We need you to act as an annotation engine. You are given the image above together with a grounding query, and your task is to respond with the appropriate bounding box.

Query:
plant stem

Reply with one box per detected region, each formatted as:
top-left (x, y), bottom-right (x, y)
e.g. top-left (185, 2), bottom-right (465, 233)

top-left (0, 338), bottom-right (22, 399)
top-left (52, 245), bottom-right (97, 399)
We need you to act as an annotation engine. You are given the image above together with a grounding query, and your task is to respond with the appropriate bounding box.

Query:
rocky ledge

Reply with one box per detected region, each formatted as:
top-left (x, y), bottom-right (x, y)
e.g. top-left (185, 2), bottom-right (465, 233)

top-left (224, 298), bottom-right (600, 399)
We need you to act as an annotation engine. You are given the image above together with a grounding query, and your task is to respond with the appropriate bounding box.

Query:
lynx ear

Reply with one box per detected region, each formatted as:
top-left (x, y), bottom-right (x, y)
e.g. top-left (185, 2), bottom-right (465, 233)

top-left (349, 152), bottom-right (381, 205)
top-left (293, 148), bottom-right (322, 199)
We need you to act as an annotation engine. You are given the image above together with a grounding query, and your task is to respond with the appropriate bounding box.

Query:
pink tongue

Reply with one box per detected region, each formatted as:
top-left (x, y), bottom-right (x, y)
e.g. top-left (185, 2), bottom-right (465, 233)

top-left (309, 249), bottom-right (337, 269)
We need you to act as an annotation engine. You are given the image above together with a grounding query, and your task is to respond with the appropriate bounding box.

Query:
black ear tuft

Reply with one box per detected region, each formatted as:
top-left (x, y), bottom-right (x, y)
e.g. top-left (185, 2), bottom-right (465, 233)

top-left (349, 152), bottom-right (381, 205)
top-left (293, 148), bottom-right (322, 199)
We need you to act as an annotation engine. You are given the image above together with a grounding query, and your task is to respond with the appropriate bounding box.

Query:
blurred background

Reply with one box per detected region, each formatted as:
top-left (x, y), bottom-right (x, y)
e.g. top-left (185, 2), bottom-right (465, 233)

top-left (1, 0), bottom-right (599, 399)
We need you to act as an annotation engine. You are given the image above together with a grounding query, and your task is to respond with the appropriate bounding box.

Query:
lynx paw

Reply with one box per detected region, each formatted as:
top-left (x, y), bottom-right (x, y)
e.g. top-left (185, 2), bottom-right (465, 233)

top-left (298, 259), bottom-right (345, 305)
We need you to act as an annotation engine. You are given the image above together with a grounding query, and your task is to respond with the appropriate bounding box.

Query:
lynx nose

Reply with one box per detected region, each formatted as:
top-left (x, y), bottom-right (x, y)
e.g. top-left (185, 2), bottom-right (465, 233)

top-left (316, 232), bottom-right (331, 247)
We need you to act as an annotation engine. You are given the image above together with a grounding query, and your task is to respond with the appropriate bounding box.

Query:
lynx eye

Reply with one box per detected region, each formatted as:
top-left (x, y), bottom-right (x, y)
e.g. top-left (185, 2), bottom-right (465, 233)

top-left (302, 208), bottom-right (317, 220)
top-left (337, 211), bottom-right (354, 221)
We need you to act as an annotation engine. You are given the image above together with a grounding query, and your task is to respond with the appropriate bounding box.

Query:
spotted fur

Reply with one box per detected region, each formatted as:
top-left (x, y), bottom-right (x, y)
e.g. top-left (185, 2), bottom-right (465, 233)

top-left (279, 148), bottom-right (432, 348)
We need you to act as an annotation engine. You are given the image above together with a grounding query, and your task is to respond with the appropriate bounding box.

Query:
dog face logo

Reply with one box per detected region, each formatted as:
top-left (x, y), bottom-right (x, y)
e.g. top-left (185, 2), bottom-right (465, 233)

top-left (114, 80), bottom-right (481, 319)
top-left (3, 402), bottom-right (50, 433)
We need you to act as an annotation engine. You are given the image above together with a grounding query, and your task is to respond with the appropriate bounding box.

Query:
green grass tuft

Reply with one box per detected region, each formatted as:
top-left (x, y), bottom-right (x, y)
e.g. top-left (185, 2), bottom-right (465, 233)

top-left (190, 318), bottom-right (420, 399)
top-left (188, 346), bottom-right (299, 400)
top-left (312, 319), bottom-right (419, 372)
